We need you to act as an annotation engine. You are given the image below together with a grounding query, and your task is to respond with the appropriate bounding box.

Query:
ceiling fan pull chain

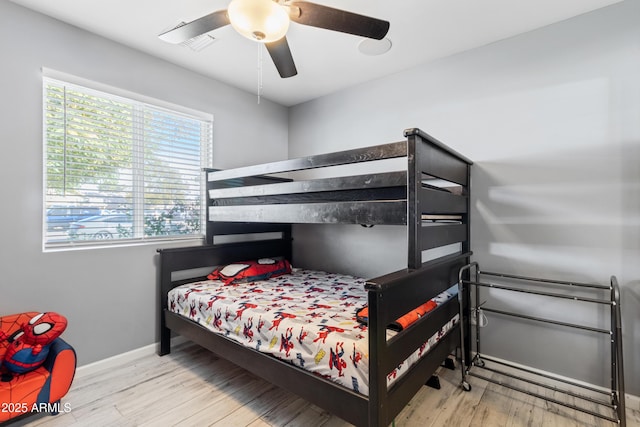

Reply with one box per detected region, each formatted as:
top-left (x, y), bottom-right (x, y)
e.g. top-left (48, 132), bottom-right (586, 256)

top-left (257, 43), bottom-right (263, 104)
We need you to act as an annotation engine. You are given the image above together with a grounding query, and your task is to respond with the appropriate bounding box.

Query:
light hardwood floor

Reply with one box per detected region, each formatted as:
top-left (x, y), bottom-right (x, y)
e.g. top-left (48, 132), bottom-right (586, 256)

top-left (8, 343), bottom-right (639, 427)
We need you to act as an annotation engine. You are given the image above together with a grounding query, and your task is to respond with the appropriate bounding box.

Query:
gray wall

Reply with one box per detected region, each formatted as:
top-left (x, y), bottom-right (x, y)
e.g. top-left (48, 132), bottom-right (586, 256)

top-left (0, 2), bottom-right (288, 365)
top-left (289, 1), bottom-right (639, 395)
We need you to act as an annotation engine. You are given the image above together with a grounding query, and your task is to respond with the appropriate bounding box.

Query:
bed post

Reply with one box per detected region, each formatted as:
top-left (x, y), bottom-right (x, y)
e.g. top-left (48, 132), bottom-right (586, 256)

top-left (158, 248), bottom-right (172, 356)
top-left (462, 160), bottom-right (472, 365)
top-left (405, 132), bottom-right (421, 270)
top-left (367, 286), bottom-right (388, 427)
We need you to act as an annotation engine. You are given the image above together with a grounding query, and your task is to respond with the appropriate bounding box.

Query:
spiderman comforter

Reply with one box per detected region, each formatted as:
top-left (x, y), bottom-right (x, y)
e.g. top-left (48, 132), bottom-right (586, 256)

top-left (168, 268), bottom-right (458, 397)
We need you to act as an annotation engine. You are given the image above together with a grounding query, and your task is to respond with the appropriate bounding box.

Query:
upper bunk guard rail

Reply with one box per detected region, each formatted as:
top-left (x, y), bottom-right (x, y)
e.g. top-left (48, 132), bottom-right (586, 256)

top-left (207, 141), bottom-right (408, 182)
top-left (208, 171), bottom-right (407, 200)
top-left (207, 129), bottom-right (471, 183)
top-left (209, 200), bottom-right (408, 225)
top-left (458, 263), bottom-right (626, 427)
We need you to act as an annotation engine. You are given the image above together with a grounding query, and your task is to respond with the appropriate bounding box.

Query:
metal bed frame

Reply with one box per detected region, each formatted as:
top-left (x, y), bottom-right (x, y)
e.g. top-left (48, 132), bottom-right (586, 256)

top-left (158, 128), bottom-right (473, 427)
top-left (458, 262), bottom-right (626, 426)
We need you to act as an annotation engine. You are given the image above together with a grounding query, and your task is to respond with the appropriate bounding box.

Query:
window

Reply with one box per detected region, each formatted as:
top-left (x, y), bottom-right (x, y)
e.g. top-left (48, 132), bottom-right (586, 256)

top-left (43, 74), bottom-right (213, 249)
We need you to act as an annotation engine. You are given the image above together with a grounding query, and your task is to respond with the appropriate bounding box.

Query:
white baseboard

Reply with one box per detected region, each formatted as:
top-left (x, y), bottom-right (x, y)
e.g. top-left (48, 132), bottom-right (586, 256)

top-left (470, 353), bottom-right (639, 412)
top-left (75, 336), bottom-right (186, 379)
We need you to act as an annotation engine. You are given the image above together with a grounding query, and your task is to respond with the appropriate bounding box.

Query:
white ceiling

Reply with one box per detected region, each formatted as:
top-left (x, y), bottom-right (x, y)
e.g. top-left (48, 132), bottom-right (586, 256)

top-left (11, 0), bottom-right (622, 106)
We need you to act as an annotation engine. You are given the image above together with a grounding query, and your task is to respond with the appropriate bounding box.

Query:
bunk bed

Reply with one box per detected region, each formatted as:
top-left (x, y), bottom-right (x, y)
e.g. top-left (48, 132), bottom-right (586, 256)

top-left (158, 128), bottom-right (473, 427)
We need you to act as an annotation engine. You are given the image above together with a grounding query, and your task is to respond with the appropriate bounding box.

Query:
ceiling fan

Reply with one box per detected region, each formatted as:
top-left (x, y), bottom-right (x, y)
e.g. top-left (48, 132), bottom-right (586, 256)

top-left (159, 0), bottom-right (390, 78)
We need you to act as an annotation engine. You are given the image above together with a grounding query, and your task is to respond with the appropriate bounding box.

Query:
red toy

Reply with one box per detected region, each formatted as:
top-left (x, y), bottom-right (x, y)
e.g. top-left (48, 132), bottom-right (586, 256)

top-left (1, 312), bottom-right (68, 375)
top-left (0, 312), bottom-right (76, 423)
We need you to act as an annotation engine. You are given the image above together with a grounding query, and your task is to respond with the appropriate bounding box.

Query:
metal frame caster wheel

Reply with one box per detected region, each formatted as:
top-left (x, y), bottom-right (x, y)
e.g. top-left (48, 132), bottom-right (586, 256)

top-left (461, 381), bottom-right (472, 392)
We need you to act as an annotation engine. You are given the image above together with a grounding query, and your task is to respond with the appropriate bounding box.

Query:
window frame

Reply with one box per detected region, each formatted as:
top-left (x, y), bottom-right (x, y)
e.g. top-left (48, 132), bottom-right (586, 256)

top-left (42, 69), bottom-right (213, 251)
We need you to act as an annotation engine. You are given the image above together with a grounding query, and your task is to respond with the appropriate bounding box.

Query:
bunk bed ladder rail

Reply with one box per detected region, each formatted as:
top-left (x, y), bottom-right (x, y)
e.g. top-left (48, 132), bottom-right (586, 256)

top-left (457, 264), bottom-right (627, 426)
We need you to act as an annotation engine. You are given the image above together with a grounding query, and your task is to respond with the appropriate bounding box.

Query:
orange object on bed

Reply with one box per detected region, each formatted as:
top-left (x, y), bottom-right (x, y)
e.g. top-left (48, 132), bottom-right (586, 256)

top-left (357, 300), bottom-right (438, 331)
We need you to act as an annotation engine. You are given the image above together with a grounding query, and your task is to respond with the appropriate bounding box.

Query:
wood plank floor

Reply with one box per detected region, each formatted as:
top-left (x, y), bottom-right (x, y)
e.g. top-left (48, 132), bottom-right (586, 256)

top-left (7, 343), bottom-right (639, 427)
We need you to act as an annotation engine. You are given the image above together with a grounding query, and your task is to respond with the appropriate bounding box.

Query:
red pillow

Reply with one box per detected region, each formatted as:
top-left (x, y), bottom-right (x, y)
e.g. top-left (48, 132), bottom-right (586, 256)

top-left (208, 258), bottom-right (291, 284)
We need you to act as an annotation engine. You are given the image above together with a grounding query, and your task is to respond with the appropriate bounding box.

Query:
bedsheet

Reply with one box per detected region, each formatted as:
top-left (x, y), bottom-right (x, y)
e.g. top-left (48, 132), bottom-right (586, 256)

top-left (168, 268), bottom-right (458, 396)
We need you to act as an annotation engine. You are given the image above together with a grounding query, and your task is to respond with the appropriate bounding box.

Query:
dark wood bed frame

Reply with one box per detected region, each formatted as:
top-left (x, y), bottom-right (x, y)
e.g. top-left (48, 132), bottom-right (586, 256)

top-left (158, 128), bottom-right (473, 427)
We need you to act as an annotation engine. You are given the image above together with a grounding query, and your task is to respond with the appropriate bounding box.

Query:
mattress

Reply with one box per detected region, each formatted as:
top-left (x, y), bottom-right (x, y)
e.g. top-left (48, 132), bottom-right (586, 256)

top-left (168, 268), bottom-right (458, 396)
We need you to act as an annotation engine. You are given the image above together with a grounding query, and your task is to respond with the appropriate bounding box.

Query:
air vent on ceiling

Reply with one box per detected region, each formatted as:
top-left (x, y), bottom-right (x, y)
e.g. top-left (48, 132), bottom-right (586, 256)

top-left (165, 22), bottom-right (218, 52)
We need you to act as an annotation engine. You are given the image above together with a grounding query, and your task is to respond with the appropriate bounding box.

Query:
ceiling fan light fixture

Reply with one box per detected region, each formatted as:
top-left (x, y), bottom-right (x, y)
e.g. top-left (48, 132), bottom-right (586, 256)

top-left (228, 0), bottom-right (290, 43)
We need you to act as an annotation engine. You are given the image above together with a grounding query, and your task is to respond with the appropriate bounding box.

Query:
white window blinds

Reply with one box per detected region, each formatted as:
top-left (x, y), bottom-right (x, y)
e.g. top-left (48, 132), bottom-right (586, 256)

top-left (43, 76), bottom-right (213, 249)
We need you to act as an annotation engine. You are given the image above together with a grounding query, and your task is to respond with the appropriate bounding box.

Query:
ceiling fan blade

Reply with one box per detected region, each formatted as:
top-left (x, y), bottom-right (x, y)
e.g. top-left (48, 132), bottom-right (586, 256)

top-left (159, 10), bottom-right (230, 44)
top-left (265, 37), bottom-right (298, 78)
top-left (289, 1), bottom-right (389, 40)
